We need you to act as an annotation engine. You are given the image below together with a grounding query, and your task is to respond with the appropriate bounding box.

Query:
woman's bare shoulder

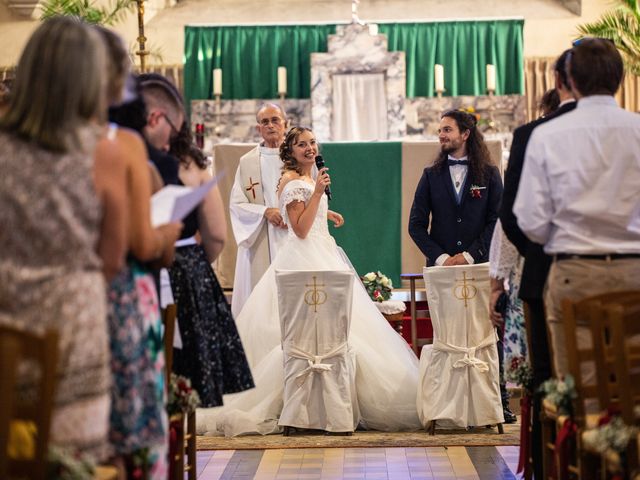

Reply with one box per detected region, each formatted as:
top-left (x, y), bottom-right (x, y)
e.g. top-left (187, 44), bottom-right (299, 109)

top-left (277, 170), bottom-right (302, 192)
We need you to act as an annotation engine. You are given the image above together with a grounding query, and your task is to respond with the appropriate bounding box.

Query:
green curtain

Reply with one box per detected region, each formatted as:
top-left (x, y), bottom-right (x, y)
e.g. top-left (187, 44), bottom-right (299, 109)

top-left (378, 20), bottom-right (524, 97)
top-left (321, 142), bottom-right (402, 287)
top-left (184, 24), bottom-right (336, 105)
top-left (184, 20), bottom-right (524, 107)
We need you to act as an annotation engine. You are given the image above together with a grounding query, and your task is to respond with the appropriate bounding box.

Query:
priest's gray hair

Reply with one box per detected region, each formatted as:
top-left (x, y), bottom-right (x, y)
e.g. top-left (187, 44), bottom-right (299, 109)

top-left (256, 102), bottom-right (287, 122)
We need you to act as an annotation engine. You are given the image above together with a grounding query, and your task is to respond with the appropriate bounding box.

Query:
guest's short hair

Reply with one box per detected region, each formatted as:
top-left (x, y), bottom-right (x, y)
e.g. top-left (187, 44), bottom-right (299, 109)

top-left (0, 17), bottom-right (107, 152)
top-left (569, 38), bottom-right (623, 96)
top-left (554, 49), bottom-right (572, 90)
top-left (140, 75), bottom-right (184, 121)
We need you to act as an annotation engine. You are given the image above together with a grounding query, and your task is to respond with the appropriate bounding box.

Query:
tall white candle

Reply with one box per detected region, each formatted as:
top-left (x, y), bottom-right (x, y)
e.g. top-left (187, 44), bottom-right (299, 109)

top-left (434, 64), bottom-right (444, 93)
top-left (213, 68), bottom-right (222, 96)
top-left (277, 66), bottom-right (287, 95)
top-left (486, 64), bottom-right (496, 92)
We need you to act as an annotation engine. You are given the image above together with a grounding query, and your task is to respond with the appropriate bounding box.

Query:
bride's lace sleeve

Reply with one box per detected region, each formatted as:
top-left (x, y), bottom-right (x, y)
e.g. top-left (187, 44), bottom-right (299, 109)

top-left (279, 184), bottom-right (311, 225)
top-left (489, 219), bottom-right (521, 280)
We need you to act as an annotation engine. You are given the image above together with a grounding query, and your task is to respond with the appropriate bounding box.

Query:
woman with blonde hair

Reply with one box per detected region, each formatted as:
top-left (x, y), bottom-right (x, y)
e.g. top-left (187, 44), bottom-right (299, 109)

top-left (0, 17), bottom-right (126, 458)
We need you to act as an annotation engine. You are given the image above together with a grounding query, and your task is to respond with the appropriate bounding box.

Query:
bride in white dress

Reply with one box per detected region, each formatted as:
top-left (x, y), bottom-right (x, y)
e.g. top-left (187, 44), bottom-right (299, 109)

top-left (199, 127), bottom-right (421, 436)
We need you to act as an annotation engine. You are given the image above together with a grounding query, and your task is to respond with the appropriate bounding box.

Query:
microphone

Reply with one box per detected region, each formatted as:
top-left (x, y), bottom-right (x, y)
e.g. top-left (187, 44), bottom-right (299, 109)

top-left (314, 155), bottom-right (332, 200)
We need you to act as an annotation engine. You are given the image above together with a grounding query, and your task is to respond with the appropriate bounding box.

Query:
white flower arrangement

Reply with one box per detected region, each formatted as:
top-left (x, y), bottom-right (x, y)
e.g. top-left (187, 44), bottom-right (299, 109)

top-left (362, 271), bottom-right (393, 302)
top-left (540, 374), bottom-right (578, 415)
top-left (582, 416), bottom-right (638, 454)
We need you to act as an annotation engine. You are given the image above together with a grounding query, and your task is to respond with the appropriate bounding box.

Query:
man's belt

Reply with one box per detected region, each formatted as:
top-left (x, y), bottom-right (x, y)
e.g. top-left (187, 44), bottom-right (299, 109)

top-left (555, 253), bottom-right (640, 262)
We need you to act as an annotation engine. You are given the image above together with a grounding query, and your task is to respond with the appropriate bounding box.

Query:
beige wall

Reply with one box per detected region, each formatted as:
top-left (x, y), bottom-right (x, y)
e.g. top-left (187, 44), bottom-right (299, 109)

top-left (0, 0), bottom-right (613, 69)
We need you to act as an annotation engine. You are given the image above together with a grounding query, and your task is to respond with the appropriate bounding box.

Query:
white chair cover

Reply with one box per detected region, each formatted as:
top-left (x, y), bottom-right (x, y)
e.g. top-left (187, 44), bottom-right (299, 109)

top-left (417, 263), bottom-right (504, 428)
top-left (275, 270), bottom-right (359, 432)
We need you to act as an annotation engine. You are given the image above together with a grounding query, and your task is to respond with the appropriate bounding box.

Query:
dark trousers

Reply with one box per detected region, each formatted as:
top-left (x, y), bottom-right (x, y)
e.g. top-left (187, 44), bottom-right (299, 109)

top-left (497, 327), bottom-right (509, 408)
top-left (523, 297), bottom-right (552, 480)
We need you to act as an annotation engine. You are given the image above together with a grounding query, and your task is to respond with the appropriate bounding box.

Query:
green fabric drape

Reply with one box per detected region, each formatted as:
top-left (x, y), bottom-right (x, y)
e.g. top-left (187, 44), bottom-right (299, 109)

top-left (184, 24), bottom-right (336, 106)
top-left (184, 20), bottom-right (524, 107)
top-left (380, 20), bottom-right (524, 97)
top-left (322, 142), bottom-right (402, 287)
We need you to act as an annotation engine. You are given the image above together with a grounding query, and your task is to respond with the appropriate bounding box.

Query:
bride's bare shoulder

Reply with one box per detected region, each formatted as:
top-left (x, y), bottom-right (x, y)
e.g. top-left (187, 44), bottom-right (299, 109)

top-left (277, 170), bottom-right (302, 194)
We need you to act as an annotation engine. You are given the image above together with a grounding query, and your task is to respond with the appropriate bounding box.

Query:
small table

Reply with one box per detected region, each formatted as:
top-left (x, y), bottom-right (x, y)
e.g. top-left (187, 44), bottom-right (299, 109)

top-left (401, 273), bottom-right (425, 355)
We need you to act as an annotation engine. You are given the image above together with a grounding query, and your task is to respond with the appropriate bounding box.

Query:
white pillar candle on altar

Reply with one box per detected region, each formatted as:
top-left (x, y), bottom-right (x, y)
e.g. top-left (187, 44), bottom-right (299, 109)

top-left (277, 66), bottom-right (287, 95)
top-left (434, 64), bottom-right (444, 93)
top-left (486, 64), bottom-right (496, 92)
top-left (213, 68), bottom-right (222, 96)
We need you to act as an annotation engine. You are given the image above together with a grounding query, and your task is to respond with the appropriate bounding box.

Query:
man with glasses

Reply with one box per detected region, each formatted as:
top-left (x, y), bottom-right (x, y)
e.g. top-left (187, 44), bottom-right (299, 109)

top-left (230, 103), bottom-right (289, 317)
top-left (140, 78), bottom-right (185, 185)
top-left (514, 38), bottom-right (640, 382)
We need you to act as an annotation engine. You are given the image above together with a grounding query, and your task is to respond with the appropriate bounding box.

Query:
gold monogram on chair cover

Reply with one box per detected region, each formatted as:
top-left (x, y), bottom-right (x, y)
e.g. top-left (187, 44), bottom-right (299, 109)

top-left (417, 263), bottom-right (504, 429)
top-left (275, 270), bottom-right (359, 433)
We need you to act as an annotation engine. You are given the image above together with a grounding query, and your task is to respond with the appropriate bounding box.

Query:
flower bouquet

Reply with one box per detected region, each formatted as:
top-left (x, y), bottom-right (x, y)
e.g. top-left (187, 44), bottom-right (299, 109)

top-left (540, 374), bottom-right (578, 416)
top-left (362, 271), bottom-right (393, 302)
top-left (506, 356), bottom-right (534, 394)
top-left (168, 373), bottom-right (201, 416)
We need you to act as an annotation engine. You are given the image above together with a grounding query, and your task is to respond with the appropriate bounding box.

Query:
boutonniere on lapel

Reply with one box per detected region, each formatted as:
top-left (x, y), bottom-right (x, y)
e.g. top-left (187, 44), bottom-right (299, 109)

top-left (469, 185), bottom-right (486, 199)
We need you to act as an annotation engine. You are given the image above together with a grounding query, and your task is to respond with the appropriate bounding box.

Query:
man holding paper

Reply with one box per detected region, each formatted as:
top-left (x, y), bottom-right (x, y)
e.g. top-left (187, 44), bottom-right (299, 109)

top-left (230, 103), bottom-right (288, 317)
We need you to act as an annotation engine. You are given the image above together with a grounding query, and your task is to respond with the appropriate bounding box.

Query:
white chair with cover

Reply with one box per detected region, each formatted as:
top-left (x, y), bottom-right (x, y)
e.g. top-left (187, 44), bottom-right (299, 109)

top-left (275, 269), bottom-right (359, 434)
top-left (417, 263), bottom-right (504, 433)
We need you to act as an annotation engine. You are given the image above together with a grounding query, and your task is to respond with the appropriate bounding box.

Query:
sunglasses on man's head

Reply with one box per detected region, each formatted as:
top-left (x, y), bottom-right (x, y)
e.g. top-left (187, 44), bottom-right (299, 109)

top-left (572, 37), bottom-right (615, 47)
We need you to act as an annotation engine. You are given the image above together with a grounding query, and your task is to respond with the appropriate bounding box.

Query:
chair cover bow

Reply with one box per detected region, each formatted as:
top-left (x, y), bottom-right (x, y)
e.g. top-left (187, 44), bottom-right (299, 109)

top-left (284, 343), bottom-right (348, 387)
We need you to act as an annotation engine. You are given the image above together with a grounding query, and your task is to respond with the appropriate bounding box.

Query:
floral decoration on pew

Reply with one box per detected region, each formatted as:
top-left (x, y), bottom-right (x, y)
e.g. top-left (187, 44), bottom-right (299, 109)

top-left (582, 408), bottom-right (639, 478)
top-left (168, 373), bottom-right (201, 415)
top-left (540, 374), bottom-right (578, 416)
top-left (508, 356), bottom-right (535, 477)
top-left (362, 271), bottom-right (393, 302)
top-left (506, 356), bottom-right (534, 393)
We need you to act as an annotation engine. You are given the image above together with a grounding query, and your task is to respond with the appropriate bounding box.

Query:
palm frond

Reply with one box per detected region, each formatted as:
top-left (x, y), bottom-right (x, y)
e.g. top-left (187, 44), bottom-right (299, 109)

top-left (577, 0), bottom-right (640, 76)
top-left (39, 0), bottom-right (135, 26)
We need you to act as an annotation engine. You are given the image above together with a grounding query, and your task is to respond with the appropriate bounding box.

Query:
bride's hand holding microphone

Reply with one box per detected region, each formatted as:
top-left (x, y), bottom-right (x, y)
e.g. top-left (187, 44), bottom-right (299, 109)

top-left (314, 167), bottom-right (331, 197)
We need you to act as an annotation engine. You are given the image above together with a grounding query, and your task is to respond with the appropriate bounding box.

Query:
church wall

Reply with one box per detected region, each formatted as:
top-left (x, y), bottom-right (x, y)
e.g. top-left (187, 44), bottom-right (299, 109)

top-left (0, 0), bottom-right (616, 69)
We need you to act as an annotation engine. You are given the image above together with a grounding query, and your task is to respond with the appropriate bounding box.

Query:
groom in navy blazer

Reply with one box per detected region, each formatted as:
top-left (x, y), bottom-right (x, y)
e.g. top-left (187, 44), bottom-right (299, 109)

top-left (409, 110), bottom-right (502, 267)
top-left (408, 109), bottom-right (509, 421)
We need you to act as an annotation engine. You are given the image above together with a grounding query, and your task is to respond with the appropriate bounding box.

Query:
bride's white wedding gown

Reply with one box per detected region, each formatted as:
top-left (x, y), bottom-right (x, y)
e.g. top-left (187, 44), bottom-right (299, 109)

top-left (199, 179), bottom-right (421, 436)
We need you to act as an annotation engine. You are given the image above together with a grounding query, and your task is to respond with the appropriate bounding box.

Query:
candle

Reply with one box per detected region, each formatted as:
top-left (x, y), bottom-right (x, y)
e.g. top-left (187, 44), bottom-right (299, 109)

top-left (277, 66), bottom-right (287, 95)
top-left (434, 64), bottom-right (444, 93)
top-left (213, 68), bottom-right (222, 96)
top-left (486, 64), bottom-right (496, 92)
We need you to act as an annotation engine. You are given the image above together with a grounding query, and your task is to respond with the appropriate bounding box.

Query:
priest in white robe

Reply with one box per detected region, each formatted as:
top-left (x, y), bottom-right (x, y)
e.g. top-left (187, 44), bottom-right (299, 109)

top-left (230, 103), bottom-right (289, 317)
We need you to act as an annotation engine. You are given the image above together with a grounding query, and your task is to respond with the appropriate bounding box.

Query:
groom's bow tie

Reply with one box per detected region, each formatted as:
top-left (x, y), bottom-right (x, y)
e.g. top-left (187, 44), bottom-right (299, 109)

top-left (447, 159), bottom-right (469, 166)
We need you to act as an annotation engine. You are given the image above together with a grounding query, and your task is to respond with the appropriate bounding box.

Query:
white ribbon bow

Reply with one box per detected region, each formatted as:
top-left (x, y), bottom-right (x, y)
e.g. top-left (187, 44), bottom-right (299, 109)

top-left (284, 343), bottom-right (348, 387)
top-left (433, 332), bottom-right (497, 373)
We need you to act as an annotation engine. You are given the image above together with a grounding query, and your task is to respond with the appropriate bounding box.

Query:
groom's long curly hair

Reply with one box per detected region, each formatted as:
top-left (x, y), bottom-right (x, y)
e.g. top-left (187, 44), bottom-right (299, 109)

top-left (280, 126), bottom-right (314, 175)
top-left (433, 110), bottom-right (493, 185)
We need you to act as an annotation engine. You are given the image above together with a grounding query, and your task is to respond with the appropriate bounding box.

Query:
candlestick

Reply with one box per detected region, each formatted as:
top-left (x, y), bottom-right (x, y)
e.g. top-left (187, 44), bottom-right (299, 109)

top-left (434, 64), bottom-right (444, 94)
top-left (277, 66), bottom-right (287, 95)
top-left (486, 64), bottom-right (496, 93)
top-left (213, 68), bottom-right (222, 96)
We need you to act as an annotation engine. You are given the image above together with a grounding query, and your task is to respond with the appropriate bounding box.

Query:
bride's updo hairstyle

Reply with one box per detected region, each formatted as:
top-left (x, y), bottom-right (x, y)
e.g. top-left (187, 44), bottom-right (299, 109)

top-left (280, 126), bottom-right (314, 175)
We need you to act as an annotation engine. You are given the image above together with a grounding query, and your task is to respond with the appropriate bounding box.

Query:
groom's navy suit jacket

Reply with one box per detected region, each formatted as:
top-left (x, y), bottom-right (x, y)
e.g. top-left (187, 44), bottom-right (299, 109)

top-left (409, 163), bottom-right (503, 266)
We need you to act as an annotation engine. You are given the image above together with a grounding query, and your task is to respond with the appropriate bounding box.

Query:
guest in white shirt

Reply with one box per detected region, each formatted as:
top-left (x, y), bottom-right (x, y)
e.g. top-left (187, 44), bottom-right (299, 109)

top-left (229, 104), bottom-right (289, 317)
top-left (513, 37), bottom-right (640, 379)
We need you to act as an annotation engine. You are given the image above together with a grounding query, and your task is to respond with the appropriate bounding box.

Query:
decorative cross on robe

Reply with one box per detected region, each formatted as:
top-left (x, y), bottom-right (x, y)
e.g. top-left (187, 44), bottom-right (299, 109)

top-left (245, 177), bottom-right (260, 200)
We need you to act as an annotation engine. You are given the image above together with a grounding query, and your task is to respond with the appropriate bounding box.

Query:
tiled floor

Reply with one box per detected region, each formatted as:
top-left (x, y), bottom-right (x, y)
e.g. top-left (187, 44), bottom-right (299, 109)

top-left (194, 446), bottom-right (520, 479)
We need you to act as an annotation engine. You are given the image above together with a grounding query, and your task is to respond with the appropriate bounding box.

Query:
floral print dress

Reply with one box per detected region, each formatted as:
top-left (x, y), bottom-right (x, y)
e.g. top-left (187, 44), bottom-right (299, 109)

top-left (108, 260), bottom-right (167, 479)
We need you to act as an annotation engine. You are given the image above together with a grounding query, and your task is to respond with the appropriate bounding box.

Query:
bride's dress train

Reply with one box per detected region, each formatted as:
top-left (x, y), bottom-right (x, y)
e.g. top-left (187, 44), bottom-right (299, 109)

top-left (199, 179), bottom-right (421, 436)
